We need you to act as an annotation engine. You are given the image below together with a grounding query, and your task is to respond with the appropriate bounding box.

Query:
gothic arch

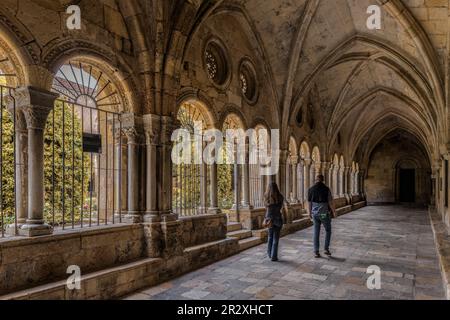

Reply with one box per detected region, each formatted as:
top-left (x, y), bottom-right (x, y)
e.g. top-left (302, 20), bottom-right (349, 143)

top-left (176, 97), bottom-right (217, 130)
top-left (47, 50), bottom-right (138, 114)
top-left (300, 141), bottom-right (311, 160)
top-left (219, 106), bottom-right (248, 131)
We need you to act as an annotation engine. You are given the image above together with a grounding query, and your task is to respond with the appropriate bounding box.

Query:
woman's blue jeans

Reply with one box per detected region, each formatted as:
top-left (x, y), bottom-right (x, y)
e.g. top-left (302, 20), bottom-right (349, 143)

top-left (268, 226), bottom-right (282, 259)
top-left (313, 215), bottom-right (332, 253)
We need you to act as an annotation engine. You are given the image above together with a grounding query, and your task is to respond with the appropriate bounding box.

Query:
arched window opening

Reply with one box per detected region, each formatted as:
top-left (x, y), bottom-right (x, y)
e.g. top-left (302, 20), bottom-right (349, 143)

top-left (311, 146), bottom-right (321, 187)
top-left (286, 137), bottom-right (298, 203)
top-left (355, 163), bottom-right (360, 195)
top-left (45, 60), bottom-right (125, 229)
top-left (0, 44), bottom-right (21, 237)
top-left (351, 162), bottom-right (355, 194)
top-left (249, 125), bottom-right (270, 208)
top-left (339, 156), bottom-right (345, 198)
top-left (218, 114), bottom-right (244, 211)
top-left (172, 101), bottom-right (210, 216)
top-left (332, 154), bottom-right (339, 196)
top-left (299, 142), bottom-right (311, 202)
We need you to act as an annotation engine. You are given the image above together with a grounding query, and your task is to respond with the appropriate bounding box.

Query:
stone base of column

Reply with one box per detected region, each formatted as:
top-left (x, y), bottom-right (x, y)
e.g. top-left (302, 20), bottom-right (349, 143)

top-left (18, 223), bottom-right (53, 237)
top-left (5, 223), bottom-right (22, 236)
top-left (237, 207), bottom-right (265, 230)
top-left (123, 211), bottom-right (144, 223)
top-left (197, 207), bottom-right (209, 215)
top-left (207, 207), bottom-right (222, 215)
top-left (232, 203), bottom-right (254, 210)
top-left (143, 212), bottom-right (161, 223)
top-left (161, 219), bottom-right (183, 258)
top-left (161, 212), bottom-right (178, 222)
top-left (143, 221), bottom-right (163, 258)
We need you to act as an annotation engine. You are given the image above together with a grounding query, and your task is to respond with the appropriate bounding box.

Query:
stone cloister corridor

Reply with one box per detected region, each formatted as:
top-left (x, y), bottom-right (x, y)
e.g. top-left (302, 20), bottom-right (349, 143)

top-left (0, 0), bottom-right (450, 302)
top-left (125, 206), bottom-right (445, 301)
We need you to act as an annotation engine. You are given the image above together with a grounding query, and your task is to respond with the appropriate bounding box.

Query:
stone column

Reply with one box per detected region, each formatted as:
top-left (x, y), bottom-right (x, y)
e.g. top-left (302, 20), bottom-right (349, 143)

top-left (208, 162), bottom-right (221, 214)
top-left (113, 128), bottom-right (128, 216)
top-left (200, 161), bottom-right (208, 214)
top-left (322, 162), bottom-right (330, 185)
top-left (339, 167), bottom-right (345, 198)
top-left (303, 159), bottom-right (311, 201)
top-left (12, 87), bottom-right (58, 236)
top-left (11, 109), bottom-right (28, 221)
top-left (5, 109), bottom-right (28, 235)
top-left (122, 114), bottom-right (144, 223)
top-left (330, 164), bottom-right (336, 195)
top-left (291, 156), bottom-right (299, 203)
top-left (160, 116), bottom-right (178, 220)
top-left (359, 169), bottom-right (366, 198)
top-left (278, 150), bottom-right (288, 196)
top-left (431, 165), bottom-right (440, 206)
top-left (285, 161), bottom-right (291, 202)
top-left (344, 166), bottom-right (351, 202)
top-left (241, 145), bottom-right (252, 209)
top-left (143, 114), bottom-right (160, 222)
top-left (353, 171), bottom-right (359, 195)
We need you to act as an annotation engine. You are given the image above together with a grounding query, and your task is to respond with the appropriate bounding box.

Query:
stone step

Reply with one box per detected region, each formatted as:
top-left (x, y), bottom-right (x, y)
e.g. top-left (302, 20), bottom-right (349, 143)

top-left (238, 237), bottom-right (263, 252)
top-left (252, 228), bottom-right (268, 240)
top-left (227, 229), bottom-right (253, 240)
top-left (0, 257), bottom-right (163, 300)
top-left (226, 222), bottom-right (242, 233)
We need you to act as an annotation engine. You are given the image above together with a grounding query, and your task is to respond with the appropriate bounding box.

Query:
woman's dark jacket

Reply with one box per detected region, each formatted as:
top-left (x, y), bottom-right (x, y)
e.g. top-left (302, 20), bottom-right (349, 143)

top-left (265, 198), bottom-right (284, 228)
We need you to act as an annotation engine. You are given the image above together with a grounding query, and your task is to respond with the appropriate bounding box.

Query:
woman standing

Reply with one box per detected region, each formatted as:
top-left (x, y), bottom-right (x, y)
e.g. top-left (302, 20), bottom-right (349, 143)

top-left (264, 182), bottom-right (285, 262)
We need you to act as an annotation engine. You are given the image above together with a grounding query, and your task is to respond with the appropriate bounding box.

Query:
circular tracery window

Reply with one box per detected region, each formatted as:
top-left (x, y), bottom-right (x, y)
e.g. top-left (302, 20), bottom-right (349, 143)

top-left (239, 59), bottom-right (258, 104)
top-left (204, 40), bottom-right (229, 87)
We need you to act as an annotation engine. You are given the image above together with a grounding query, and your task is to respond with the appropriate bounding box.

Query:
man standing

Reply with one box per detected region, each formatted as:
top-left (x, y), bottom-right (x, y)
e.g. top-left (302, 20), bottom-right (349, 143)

top-left (308, 175), bottom-right (337, 258)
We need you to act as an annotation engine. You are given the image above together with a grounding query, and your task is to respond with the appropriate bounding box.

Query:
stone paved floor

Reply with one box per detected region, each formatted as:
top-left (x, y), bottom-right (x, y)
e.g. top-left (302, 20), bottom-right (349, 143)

top-left (125, 206), bottom-right (445, 300)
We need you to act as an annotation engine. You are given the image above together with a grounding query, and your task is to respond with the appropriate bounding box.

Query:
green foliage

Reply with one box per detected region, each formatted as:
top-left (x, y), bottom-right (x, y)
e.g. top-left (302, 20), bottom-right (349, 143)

top-left (43, 101), bottom-right (91, 226)
top-left (171, 144), bottom-right (235, 212)
top-left (218, 164), bottom-right (234, 210)
top-left (0, 101), bottom-right (92, 231)
top-left (0, 107), bottom-right (15, 227)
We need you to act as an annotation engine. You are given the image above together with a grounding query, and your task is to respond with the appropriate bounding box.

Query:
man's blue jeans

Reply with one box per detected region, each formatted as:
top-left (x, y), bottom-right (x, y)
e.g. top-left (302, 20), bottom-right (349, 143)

top-left (313, 215), bottom-right (332, 253)
top-left (268, 226), bottom-right (281, 259)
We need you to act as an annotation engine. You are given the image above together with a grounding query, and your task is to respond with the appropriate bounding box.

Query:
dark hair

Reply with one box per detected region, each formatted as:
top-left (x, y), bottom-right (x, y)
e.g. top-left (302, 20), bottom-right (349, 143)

top-left (316, 175), bottom-right (325, 182)
top-left (264, 182), bottom-right (284, 206)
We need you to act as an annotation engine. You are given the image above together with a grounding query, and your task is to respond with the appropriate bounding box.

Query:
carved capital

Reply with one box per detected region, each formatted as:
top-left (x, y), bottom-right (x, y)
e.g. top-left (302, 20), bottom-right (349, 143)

top-left (22, 105), bottom-right (53, 130)
top-left (160, 116), bottom-right (179, 146)
top-left (123, 127), bottom-right (141, 145)
top-left (279, 149), bottom-right (289, 163)
top-left (10, 86), bottom-right (58, 130)
top-left (121, 113), bottom-right (143, 145)
top-left (143, 114), bottom-right (161, 145)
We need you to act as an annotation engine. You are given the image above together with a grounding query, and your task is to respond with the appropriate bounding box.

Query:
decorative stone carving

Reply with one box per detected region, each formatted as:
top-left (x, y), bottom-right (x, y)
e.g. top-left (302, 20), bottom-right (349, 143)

top-left (13, 86), bottom-right (58, 130)
top-left (121, 113), bottom-right (144, 145)
top-left (143, 114), bottom-right (161, 145)
top-left (160, 116), bottom-right (179, 146)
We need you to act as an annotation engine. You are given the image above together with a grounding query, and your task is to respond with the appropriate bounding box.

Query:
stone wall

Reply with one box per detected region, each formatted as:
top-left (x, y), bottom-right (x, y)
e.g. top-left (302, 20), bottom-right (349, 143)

top-left (180, 214), bottom-right (227, 247)
top-left (0, 224), bottom-right (145, 295)
top-left (365, 133), bottom-right (431, 205)
top-left (0, 213), bottom-right (231, 296)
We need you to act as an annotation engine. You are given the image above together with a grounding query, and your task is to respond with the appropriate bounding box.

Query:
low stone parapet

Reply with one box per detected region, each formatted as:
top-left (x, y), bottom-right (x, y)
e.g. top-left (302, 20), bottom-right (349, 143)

top-left (0, 224), bottom-right (145, 296)
top-left (180, 213), bottom-right (227, 247)
top-left (429, 207), bottom-right (450, 300)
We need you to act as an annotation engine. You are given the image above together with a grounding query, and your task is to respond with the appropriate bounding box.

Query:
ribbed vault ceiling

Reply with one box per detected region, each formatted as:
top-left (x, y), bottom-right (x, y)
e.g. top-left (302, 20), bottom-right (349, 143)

top-left (213, 0), bottom-right (444, 166)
